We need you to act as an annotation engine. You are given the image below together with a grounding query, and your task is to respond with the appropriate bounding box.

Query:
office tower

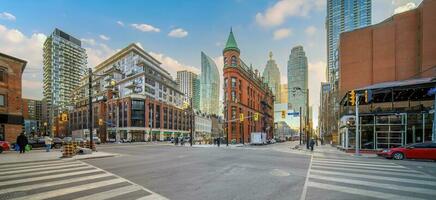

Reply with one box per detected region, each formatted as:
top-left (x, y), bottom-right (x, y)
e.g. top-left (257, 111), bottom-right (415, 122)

top-left (262, 51), bottom-right (281, 103)
top-left (177, 70), bottom-right (200, 110)
top-left (287, 46), bottom-right (308, 115)
top-left (200, 52), bottom-right (220, 115)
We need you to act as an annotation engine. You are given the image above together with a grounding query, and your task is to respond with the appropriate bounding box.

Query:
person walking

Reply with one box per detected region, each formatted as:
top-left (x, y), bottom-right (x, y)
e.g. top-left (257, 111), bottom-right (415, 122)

top-left (16, 132), bottom-right (28, 154)
top-left (44, 136), bottom-right (53, 152)
top-left (309, 138), bottom-right (315, 152)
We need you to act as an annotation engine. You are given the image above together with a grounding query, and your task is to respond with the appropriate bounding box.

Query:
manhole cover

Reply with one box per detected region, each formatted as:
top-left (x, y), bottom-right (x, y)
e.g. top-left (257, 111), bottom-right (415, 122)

top-left (270, 169), bottom-right (290, 177)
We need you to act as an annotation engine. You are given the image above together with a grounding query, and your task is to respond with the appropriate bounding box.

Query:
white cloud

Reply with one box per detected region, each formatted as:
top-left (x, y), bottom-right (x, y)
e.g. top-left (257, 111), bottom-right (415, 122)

top-left (168, 28), bottom-right (188, 38)
top-left (131, 23), bottom-right (160, 32)
top-left (81, 38), bottom-right (117, 68)
top-left (116, 20), bottom-right (124, 26)
top-left (0, 24), bottom-right (46, 99)
top-left (273, 28), bottom-right (292, 40)
top-left (81, 38), bottom-right (96, 46)
top-left (305, 26), bottom-right (317, 36)
top-left (148, 51), bottom-right (199, 78)
top-left (255, 0), bottom-right (325, 27)
top-left (0, 12), bottom-right (16, 21)
top-left (394, 2), bottom-right (416, 14)
top-left (99, 34), bottom-right (110, 41)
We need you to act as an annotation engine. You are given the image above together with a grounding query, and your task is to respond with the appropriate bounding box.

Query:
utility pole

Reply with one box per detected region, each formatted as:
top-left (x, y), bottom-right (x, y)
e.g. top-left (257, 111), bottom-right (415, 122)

top-left (88, 68), bottom-right (93, 151)
top-left (306, 88), bottom-right (310, 150)
top-left (190, 97), bottom-right (193, 147)
top-left (299, 106), bottom-right (302, 145)
top-left (355, 94), bottom-right (361, 156)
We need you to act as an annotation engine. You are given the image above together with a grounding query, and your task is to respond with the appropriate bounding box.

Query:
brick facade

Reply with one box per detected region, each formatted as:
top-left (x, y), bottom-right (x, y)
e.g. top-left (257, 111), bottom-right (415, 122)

top-left (0, 52), bottom-right (26, 143)
top-left (339, 0), bottom-right (436, 97)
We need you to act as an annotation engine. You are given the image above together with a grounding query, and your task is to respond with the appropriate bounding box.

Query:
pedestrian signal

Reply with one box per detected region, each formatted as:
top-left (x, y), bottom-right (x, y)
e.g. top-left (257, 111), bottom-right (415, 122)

top-left (61, 113), bottom-right (68, 122)
top-left (98, 118), bottom-right (104, 126)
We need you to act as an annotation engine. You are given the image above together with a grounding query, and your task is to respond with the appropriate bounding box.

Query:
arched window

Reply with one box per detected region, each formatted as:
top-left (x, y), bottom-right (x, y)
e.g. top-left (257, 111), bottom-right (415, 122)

top-left (224, 57), bottom-right (227, 66)
top-left (0, 67), bottom-right (6, 83)
top-left (231, 56), bottom-right (237, 67)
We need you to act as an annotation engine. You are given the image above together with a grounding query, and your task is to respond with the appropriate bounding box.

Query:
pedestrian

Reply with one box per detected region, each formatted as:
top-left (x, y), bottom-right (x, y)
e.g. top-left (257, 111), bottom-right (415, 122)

top-left (44, 136), bottom-right (53, 152)
top-left (16, 132), bottom-right (28, 154)
top-left (175, 136), bottom-right (179, 146)
top-left (309, 138), bottom-right (315, 151)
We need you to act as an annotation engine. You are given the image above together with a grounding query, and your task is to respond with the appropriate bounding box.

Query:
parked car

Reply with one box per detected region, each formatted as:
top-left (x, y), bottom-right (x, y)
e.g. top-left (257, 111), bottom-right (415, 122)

top-left (0, 141), bottom-right (11, 153)
top-left (377, 142), bottom-right (436, 160)
top-left (93, 137), bottom-right (101, 144)
top-left (63, 137), bottom-right (73, 143)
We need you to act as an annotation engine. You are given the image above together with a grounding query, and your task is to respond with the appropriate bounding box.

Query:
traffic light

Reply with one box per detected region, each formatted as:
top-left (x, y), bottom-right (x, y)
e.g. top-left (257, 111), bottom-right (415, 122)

top-left (281, 110), bottom-right (286, 119)
top-left (349, 90), bottom-right (356, 106)
top-left (253, 113), bottom-right (259, 121)
top-left (364, 90), bottom-right (372, 103)
top-left (61, 113), bottom-right (68, 122)
top-left (98, 118), bottom-right (104, 126)
top-left (240, 113), bottom-right (244, 122)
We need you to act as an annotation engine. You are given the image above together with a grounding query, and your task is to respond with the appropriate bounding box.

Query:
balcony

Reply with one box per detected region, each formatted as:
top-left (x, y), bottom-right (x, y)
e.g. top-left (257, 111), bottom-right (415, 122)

top-left (126, 69), bottom-right (137, 77)
top-left (125, 80), bottom-right (139, 89)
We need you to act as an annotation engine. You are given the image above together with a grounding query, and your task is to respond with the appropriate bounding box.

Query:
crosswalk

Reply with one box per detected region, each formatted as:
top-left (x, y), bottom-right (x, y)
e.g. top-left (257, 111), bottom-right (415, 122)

top-left (0, 159), bottom-right (167, 200)
top-left (304, 156), bottom-right (436, 200)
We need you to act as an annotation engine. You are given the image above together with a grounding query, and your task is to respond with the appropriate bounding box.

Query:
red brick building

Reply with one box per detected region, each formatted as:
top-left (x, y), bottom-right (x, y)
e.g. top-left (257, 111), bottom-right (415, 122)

top-left (339, 0), bottom-right (436, 97)
top-left (222, 30), bottom-right (274, 144)
top-left (0, 52), bottom-right (27, 143)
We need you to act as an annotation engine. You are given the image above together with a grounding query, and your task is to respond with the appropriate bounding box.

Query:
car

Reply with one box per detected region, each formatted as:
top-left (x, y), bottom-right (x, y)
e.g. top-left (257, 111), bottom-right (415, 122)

top-left (377, 142), bottom-right (436, 160)
top-left (0, 141), bottom-right (11, 153)
top-left (93, 137), bottom-right (101, 144)
top-left (63, 137), bottom-right (73, 143)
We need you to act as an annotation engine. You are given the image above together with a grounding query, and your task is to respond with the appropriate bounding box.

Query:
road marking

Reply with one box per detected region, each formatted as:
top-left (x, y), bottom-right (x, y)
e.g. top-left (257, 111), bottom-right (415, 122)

top-left (299, 154), bottom-right (313, 200)
top-left (0, 160), bottom-right (66, 169)
top-left (0, 161), bottom-right (80, 172)
top-left (0, 169), bottom-right (102, 187)
top-left (311, 162), bottom-right (423, 173)
top-left (308, 181), bottom-right (426, 200)
top-left (312, 160), bottom-right (406, 168)
top-left (10, 178), bottom-right (125, 200)
top-left (311, 165), bottom-right (429, 178)
top-left (136, 194), bottom-right (169, 200)
top-left (73, 184), bottom-right (143, 200)
top-left (0, 173), bottom-right (111, 195)
top-left (310, 174), bottom-right (436, 196)
top-left (310, 169), bottom-right (436, 186)
top-left (314, 158), bottom-right (396, 165)
top-left (0, 165), bottom-right (94, 181)
top-left (0, 162), bottom-right (86, 175)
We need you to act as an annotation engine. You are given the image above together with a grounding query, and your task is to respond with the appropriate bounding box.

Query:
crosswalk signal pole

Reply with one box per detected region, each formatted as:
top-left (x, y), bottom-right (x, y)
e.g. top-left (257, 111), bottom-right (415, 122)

top-left (355, 94), bottom-right (361, 157)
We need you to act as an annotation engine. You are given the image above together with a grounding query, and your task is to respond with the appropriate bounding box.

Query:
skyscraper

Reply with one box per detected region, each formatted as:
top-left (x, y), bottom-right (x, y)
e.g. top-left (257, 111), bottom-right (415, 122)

top-left (262, 51), bottom-right (281, 103)
top-left (43, 28), bottom-right (87, 132)
top-left (200, 52), bottom-right (220, 115)
top-left (177, 70), bottom-right (200, 110)
top-left (326, 0), bottom-right (371, 85)
top-left (287, 46), bottom-right (308, 116)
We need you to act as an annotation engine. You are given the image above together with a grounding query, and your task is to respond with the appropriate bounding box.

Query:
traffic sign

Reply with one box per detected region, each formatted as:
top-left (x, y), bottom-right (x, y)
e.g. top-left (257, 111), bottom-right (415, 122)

top-left (287, 112), bottom-right (300, 116)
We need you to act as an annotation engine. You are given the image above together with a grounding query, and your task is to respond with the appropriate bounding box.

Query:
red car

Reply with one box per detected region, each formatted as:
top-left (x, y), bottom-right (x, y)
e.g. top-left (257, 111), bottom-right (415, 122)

top-left (0, 141), bottom-right (11, 153)
top-left (377, 142), bottom-right (436, 160)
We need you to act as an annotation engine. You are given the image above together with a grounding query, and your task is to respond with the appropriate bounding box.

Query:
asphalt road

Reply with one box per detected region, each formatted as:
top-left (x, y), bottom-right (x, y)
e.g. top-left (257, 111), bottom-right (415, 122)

top-left (85, 144), bottom-right (311, 200)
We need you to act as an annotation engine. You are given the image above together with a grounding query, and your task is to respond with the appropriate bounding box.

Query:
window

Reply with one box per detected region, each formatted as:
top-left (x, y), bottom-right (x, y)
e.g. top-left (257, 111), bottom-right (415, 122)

top-left (231, 56), bottom-right (237, 67)
top-left (231, 91), bottom-right (236, 102)
top-left (0, 94), bottom-right (4, 106)
top-left (0, 68), bottom-right (5, 82)
top-left (231, 77), bottom-right (236, 89)
top-left (224, 57), bottom-right (228, 65)
top-left (231, 106), bottom-right (236, 119)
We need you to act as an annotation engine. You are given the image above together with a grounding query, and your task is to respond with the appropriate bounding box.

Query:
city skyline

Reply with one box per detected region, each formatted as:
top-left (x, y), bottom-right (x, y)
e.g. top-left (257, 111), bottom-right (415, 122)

top-left (0, 0), bottom-right (423, 128)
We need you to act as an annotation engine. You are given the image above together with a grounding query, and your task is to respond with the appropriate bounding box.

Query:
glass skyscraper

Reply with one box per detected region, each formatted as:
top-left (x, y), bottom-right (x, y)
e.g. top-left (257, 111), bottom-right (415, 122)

top-left (326, 0), bottom-right (371, 85)
top-left (43, 28), bottom-right (87, 130)
top-left (287, 46), bottom-right (308, 116)
top-left (200, 52), bottom-right (220, 115)
top-left (262, 51), bottom-right (281, 103)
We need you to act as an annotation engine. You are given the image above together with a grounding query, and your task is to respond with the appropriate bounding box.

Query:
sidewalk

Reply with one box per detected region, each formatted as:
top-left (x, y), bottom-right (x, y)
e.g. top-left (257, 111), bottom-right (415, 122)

top-left (0, 149), bottom-right (118, 164)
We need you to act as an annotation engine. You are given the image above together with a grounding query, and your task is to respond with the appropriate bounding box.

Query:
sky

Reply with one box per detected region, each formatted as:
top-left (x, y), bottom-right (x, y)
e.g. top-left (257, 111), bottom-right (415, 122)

top-left (0, 0), bottom-right (423, 129)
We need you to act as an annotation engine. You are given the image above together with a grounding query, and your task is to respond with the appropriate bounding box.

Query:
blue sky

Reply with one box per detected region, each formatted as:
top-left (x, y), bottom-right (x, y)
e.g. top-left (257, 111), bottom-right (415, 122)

top-left (0, 0), bottom-right (423, 128)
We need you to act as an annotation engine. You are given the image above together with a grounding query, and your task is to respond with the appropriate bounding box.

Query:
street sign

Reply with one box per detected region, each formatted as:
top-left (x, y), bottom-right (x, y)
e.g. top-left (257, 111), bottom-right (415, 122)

top-left (288, 112), bottom-right (300, 116)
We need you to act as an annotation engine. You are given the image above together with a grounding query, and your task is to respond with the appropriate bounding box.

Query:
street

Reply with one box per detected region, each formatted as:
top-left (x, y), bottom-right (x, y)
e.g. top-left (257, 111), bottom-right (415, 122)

top-left (1, 143), bottom-right (436, 200)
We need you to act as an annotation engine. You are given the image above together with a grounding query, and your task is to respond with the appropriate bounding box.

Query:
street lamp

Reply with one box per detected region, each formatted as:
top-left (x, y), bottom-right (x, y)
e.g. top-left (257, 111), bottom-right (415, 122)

top-left (292, 87), bottom-right (310, 149)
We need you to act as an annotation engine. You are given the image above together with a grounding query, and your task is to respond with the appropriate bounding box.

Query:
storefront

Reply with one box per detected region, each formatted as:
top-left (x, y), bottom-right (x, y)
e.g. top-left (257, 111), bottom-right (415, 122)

top-left (339, 78), bottom-right (435, 150)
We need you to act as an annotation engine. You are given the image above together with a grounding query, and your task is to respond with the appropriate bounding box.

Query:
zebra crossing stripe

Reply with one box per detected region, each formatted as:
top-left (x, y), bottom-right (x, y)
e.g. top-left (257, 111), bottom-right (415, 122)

top-left (311, 162), bottom-right (422, 173)
top-left (9, 178), bottom-right (125, 200)
top-left (0, 169), bottom-right (102, 187)
top-left (309, 174), bottom-right (436, 196)
top-left (136, 194), bottom-right (169, 200)
top-left (312, 160), bottom-right (406, 168)
top-left (310, 169), bottom-right (436, 186)
top-left (72, 184), bottom-right (143, 200)
top-left (311, 165), bottom-right (429, 178)
top-left (0, 161), bottom-right (76, 172)
top-left (0, 173), bottom-right (111, 195)
top-left (0, 165), bottom-right (94, 181)
top-left (314, 158), bottom-right (396, 165)
top-left (0, 160), bottom-right (66, 169)
top-left (0, 162), bottom-right (86, 175)
top-left (308, 181), bottom-right (426, 200)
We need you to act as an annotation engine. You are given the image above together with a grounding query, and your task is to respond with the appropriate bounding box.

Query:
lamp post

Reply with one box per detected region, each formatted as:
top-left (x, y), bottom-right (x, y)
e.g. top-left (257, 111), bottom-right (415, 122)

top-left (293, 87), bottom-right (310, 149)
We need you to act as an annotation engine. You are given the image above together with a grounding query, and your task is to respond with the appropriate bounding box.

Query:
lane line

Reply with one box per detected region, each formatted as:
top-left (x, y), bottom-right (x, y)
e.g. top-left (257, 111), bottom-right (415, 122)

top-left (10, 179), bottom-right (126, 200)
top-left (0, 166), bottom-right (93, 181)
top-left (308, 181), bottom-right (426, 200)
top-left (0, 169), bottom-right (102, 187)
top-left (310, 170), bottom-right (436, 186)
top-left (299, 154), bottom-right (313, 200)
top-left (310, 174), bottom-right (436, 196)
top-left (73, 184), bottom-right (143, 200)
top-left (0, 173), bottom-right (112, 195)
